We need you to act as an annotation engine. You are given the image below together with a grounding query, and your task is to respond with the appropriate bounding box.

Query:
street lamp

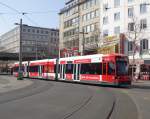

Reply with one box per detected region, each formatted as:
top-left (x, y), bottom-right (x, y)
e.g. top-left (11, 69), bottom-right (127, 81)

top-left (15, 19), bottom-right (23, 80)
top-left (79, 28), bottom-right (88, 55)
top-left (55, 40), bottom-right (60, 81)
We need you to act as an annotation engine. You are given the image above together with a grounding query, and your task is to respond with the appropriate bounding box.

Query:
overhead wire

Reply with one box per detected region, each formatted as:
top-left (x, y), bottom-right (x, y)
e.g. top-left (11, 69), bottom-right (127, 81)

top-left (0, 1), bottom-right (46, 26)
top-left (0, 10), bottom-right (58, 15)
top-left (0, 1), bottom-right (20, 13)
top-left (23, 13), bottom-right (40, 26)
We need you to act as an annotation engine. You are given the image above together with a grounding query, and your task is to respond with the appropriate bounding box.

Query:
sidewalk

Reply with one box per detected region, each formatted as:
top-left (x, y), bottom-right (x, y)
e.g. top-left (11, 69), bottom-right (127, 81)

top-left (0, 75), bottom-right (33, 93)
top-left (132, 80), bottom-right (150, 88)
top-left (125, 80), bottom-right (150, 119)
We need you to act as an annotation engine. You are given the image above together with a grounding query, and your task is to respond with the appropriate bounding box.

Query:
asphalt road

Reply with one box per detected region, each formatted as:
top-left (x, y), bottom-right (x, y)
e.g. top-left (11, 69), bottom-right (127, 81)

top-left (121, 81), bottom-right (150, 119)
top-left (0, 76), bottom-right (144, 119)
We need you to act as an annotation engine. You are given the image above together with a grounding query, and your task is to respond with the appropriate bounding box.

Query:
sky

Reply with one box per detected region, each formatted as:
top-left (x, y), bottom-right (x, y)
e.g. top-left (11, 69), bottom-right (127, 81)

top-left (0, 0), bottom-right (66, 35)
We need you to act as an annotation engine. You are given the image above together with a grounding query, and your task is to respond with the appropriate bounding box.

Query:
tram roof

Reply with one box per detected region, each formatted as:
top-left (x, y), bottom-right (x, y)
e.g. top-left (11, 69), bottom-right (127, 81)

top-left (13, 53), bottom-right (127, 66)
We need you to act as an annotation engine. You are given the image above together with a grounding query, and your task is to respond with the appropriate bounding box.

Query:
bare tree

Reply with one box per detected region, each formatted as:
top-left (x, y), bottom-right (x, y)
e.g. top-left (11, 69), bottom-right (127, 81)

top-left (126, 15), bottom-right (146, 81)
top-left (90, 24), bottom-right (102, 52)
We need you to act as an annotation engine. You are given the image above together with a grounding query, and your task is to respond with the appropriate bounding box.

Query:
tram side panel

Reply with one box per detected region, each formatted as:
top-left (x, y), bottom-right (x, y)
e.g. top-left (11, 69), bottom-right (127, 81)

top-left (13, 62), bottom-right (28, 77)
top-left (59, 58), bottom-right (102, 82)
top-left (102, 56), bottom-right (116, 84)
top-left (28, 60), bottom-right (56, 79)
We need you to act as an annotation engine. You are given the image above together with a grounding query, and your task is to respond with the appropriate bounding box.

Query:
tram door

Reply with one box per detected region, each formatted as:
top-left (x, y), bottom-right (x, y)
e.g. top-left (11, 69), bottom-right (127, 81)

top-left (24, 64), bottom-right (27, 77)
top-left (74, 64), bottom-right (80, 81)
top-left (60, 64), bottom-right (65, 80)
top-left (39, 65), bottom-right (43, 78)
top-left (102, 62), bottom-right (108, 82)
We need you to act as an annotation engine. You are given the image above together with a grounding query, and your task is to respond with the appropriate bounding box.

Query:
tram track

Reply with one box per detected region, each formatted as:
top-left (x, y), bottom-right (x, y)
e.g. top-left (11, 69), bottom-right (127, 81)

top-left (0, 76), bottom-right (134, 119)
top-left (29, 77), bottom-right (117, 119)
top-left (58, 82), bottom-right (117, 119)
top-left (106, 100), bottom-right (116, 119)
top-left (62, 92), bottom-right (93, 119)
top-left (0, 80), bottom-right (53, 105)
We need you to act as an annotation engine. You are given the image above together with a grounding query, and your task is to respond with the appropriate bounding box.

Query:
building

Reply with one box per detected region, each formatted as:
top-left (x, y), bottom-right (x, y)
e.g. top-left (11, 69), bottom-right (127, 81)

top-left (97, 34), bottom-right (128, 55)
top-left (99, 0), bottom-right (150, 65)
top-left (59, 0), bottom-right (100, 57)
top-left (59, 0), bottom-right (150, 64)
top-left (0, 25), bottom-right (59, 60)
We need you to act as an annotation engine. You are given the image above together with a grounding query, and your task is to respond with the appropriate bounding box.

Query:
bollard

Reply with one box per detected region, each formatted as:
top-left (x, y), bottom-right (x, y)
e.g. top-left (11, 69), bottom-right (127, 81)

top-left (17, 71), bottom-right (23, 80)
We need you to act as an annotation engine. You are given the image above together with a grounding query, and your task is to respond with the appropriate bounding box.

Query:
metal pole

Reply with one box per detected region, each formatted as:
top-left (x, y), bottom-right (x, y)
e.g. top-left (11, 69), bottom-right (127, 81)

top-left (36, 38), bottom-right (37, 60)
top-left (55, 58), bottom-right (59, 80)
top-left (55, 41), bottom-right (60, 80)
top-left (18, 18), bottom-right (23, 80)
top-left (82, 28), bottom-right (85, 56)
top-left (132, 31), bottom-right (137, 81)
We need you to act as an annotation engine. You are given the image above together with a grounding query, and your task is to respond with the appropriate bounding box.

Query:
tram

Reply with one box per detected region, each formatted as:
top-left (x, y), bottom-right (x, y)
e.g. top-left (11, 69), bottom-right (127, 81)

top-left (13, 54), bottom-right (131, 86)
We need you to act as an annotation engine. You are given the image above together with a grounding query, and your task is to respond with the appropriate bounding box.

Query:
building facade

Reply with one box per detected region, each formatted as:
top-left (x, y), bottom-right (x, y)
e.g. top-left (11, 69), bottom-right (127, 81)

top-left (59, 0), bottom-right (100, 57)
top-left (0, 25), bottom-right (59, 60)
top-left (99, 0), bottom-right (150, 65)
top-left (59, 0), bottom-right (150, 64)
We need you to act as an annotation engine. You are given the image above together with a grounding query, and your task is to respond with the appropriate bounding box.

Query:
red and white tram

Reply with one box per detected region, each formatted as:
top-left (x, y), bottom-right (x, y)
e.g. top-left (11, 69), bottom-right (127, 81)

top-left (13, 54), bottom-right (131, 86)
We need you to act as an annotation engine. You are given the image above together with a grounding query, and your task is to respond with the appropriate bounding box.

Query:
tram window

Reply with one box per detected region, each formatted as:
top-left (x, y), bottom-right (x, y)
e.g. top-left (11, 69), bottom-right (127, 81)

top-left (44, 65), bottom-right (54, 73)
top-left (80, 63), bottom-right (102, 75)
top-left (13, 66), bottom-right (24, 72)
top-left (27, 66), bottom-right (29, 72)
top-left (66, 64), bottom-right (73, 74)
top-left (58, 65), bottom-right (60, 73)
top-left (29, 66), bottom-right (38, 72)
top-left (103, 63), bottom-right (106, 75)
top-left (54, 64), bottom-right (60, 73)
top-left (108, 62), bottom-right (115, 75)
top-left (13, 67), bottom-right (19, 72)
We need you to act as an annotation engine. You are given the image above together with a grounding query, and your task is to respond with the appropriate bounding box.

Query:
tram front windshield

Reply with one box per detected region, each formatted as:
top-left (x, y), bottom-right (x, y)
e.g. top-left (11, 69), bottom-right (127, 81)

top-left (116, 60), bottom-right (128, 76)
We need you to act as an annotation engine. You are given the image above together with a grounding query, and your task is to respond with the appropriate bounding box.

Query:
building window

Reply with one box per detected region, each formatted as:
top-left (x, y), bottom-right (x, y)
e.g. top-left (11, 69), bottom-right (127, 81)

top-left (82, 3), bottom-right (87, 10)
top-left (114, 26), bottom-right (120, 34)
top-left (128, 7), bottom-right (134, 17)
top-left (95, 9), bottom-right (99, 17)
top-left (140, 19), bottom-right (147, 29)
top-left (128, 41), bottom-right (133, 51)
top-left (32, 29), bottom-right (35, 33)
top-left (114, 0), bottom-right (120, 7)
top-left (41, 30), bottom-right (44, 34)
top-left (86, 1), bottom-right (90, 8)
top-left (95, 0), bottom-right (98, 5)
top-left (45, 31), bottom-right (49, 34)
top-left (140, 4), bottom-right (147, 14)
top-left (28, 29), bottom-right (30, 32)
top-left (103, 16), bottom-right (108, 25)
top-left (91, 11), bottom-right (95, 19)
top-left (128, 22), bottom-right (135, 31)
top-left (83, 26), bottom-right (87, 33)
top-left (103, 3), bottom-right (109, 11)
top-left (128, 0), bottom-right (134, 2)
top-left (37, 30), bottom-right (39, 33)
top-left (87, 25), bottom-right (91, 33)
top-left (82, 15), bottom-right (86, 21)
top-left (90, 24), bottom-right (95, 32)
top-left (90, 36), bottom-right (95, 42)
top-left (87, 13), bottom-right (91, 20)
top-left (23, 29), bottom-right (26, 32)
top-left (103, 30), bottom-right (108, 37)
top-left (82, 9), bottom-right (99, 22)
top-left (114, 12), bottom-right (120, 21)
top-left (140, 39), bottom-right (148, 50)
top-left (86, 37), bottom-right (90, 44)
